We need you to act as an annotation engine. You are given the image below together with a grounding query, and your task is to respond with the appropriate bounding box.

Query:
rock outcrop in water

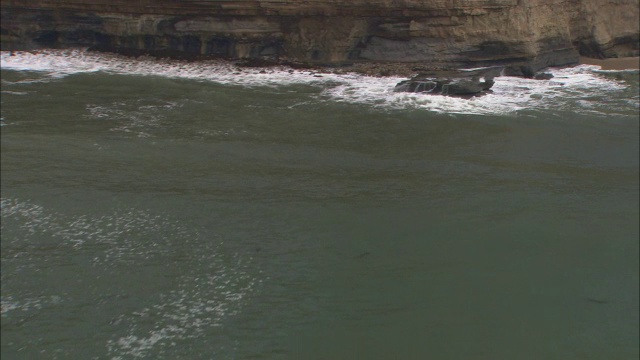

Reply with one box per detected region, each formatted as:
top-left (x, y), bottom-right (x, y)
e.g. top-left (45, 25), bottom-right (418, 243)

top-left (1, 0), bottom-right (638, 74)
top-left (394, 67), bottom-right (502, 96)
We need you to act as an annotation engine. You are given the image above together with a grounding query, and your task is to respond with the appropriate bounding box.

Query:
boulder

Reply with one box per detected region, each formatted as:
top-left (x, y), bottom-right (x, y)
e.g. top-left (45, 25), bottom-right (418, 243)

top-left (394, 66), bottom-right (502, 96)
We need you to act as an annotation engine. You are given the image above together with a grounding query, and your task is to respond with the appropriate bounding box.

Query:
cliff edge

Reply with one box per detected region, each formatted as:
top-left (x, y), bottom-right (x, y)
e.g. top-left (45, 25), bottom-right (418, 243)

top-left (1, 0), bottom-right (638, 75)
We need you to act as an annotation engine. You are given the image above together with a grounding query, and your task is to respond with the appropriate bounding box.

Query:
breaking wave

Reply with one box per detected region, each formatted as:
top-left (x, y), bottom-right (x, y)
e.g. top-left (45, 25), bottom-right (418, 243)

top-left (1, 49), bottom-right (637, 116)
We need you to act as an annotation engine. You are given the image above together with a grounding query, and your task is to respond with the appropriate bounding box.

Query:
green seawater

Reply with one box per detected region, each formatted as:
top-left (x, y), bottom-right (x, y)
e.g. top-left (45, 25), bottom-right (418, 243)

top-left (1, 59), bottom-right (639, 359)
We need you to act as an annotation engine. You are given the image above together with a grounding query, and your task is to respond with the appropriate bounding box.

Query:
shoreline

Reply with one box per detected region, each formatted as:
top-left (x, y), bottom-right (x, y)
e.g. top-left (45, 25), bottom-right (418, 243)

top-left (4, 49), bottom-right (639, 78)
top-left (579, 56), bottom-right (639, 70)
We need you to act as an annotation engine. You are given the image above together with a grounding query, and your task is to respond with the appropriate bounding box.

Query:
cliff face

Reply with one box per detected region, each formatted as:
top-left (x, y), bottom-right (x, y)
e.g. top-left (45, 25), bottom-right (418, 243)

top-left (1, 0), bottom-right (638, 73)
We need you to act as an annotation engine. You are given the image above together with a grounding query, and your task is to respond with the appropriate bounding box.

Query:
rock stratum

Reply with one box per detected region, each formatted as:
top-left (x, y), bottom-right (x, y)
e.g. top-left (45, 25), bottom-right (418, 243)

top-left (1, 0), bottom-right (638, 75)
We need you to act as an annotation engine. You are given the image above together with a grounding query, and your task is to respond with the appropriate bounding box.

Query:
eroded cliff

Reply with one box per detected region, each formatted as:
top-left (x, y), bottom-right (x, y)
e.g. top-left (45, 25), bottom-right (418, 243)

top-left (1, 0), bottom-right (638, 74)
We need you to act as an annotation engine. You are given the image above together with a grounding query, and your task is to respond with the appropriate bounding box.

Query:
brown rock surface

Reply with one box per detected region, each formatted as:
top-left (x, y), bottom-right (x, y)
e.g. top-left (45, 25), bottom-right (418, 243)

top-left (1, 0), bottom-right (638, 74)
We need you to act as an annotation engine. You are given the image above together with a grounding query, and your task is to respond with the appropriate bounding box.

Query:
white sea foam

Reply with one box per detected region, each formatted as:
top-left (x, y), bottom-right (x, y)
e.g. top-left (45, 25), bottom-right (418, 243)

top-left (1, 90), bottom-right (30, 95)
top-left (1, 49), bottom-right (635, 116)
top-left (84, 101), bottom-right (177, 138)
top-left (0, 295), bottom-right (64, 316)
top-left (1, 197), bottom-right (261, 358)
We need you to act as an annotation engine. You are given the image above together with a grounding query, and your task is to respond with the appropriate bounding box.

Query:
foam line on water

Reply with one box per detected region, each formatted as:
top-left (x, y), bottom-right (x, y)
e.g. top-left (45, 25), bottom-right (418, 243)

top-left (320, 66), bottom-right (631, 115)
top-left (1, 49), bottom-right (635, 116)
top-left (1, 196), bottom-right (262, 358)
top-left (0, 49), bottom-right (338, 86)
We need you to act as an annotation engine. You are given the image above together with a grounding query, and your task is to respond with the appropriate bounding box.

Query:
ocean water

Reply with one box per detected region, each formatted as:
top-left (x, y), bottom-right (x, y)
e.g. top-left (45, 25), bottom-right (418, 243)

top-left (1, 49), bottom-right (638, 359)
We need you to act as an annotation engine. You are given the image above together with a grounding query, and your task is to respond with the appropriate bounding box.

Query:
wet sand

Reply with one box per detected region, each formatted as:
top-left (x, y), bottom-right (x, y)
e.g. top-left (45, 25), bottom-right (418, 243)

top-left (580, 56), bottom-right (640, 70)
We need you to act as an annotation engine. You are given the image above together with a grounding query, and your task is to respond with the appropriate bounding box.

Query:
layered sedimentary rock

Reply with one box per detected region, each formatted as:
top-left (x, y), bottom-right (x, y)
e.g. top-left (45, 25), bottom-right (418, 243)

top-left (1, 0), bottom-right (638, 73)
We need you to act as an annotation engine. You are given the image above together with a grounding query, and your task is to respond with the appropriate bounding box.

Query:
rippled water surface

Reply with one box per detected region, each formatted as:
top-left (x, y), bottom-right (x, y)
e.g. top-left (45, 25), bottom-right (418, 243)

top-left (1, 50), bottom-right (639, 359)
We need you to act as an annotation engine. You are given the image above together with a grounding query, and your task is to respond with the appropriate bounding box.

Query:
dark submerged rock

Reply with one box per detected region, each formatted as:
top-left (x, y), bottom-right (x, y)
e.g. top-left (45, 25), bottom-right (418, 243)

top-left (534, 72), bottom-right (554, 80)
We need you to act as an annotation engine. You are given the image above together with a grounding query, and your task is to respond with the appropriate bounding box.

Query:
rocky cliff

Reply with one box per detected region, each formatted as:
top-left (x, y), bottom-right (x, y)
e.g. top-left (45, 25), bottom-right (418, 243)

top-left (1, 0), bottom-right (638, 74)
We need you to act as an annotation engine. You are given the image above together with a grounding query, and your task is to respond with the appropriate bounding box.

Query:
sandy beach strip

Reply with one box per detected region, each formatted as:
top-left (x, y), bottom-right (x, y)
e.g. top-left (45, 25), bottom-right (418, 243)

top-left (580, 56), bottom-right (639, 70)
